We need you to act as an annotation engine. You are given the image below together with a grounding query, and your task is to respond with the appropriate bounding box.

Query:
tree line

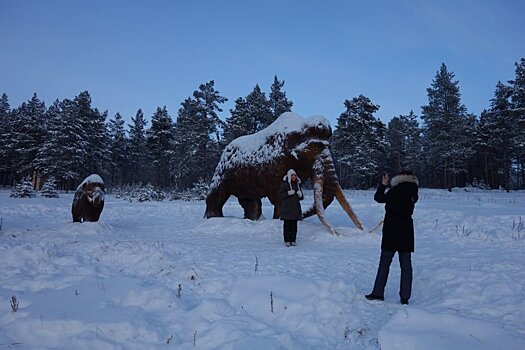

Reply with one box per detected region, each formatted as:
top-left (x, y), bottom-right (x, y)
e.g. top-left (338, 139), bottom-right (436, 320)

top-left (1, 59), bottom-right (524, 192)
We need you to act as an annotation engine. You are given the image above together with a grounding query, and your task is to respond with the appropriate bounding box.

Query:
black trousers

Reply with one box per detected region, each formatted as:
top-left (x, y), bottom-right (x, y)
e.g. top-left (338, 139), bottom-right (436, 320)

top-left (371, 250), bottom-right (412, 300)
top-left (283, 220), bottom-right (298, 243)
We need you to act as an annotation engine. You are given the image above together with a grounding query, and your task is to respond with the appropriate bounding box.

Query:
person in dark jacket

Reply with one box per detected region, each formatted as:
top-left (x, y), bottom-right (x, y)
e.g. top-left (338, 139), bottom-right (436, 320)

top-left (279, 169), bottom-right (304, 247)
top-left (366, 169), bottom-right (419, 305)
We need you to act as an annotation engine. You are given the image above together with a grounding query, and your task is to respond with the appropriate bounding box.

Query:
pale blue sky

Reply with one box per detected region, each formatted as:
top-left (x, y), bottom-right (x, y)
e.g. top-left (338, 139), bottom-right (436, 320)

top-left (1, 0), bottom-right (524, 127)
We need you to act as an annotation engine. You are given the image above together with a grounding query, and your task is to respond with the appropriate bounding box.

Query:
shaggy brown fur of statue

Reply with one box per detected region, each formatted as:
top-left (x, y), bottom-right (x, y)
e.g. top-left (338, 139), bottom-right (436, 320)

top-left (205, 119), bottom-right (337, 221)
top-left (71, 182), bottom-right (105, 222)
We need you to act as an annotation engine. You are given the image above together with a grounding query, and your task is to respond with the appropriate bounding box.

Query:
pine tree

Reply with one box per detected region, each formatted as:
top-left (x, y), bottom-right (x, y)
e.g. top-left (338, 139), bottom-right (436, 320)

top-left (508, 58), bottom-right (525, 188)
top-left (385, 111), bottom-right (423, 177)
top-left (8, 93), bottom-right (47, 182)
top-left (108, 112), bottom-right (129, 186)
top-left (173, 98), bottom-right (207, 189)
top-left (34, 99), bottom-right (87, 189)
top-left (147, 106), bottom-right (174, 188)
top-left (478, 81), bottom-right (515, 190)
top-left (74, 91), bottom-right (110, 179)
top-left (246, 84), bottom-right (273, 132)
top-left (421, 63), bottom-right (474, 189)
top-left (223, 84), bottom-right (272, 144)
top-left (173, 82), bottom-right (227, 190)
top-left (269, 76), bottom-right (293, 121)
top-left (192, 80), bottom-right (228, 144)
top-left (332, 95), bottom-right (386, 189)
top-left (128, 109), bottom-right (151, 185)
top-left (223, 97), bottom-right (251, 144)
top-left (0, 93), bottom-right (13, 186)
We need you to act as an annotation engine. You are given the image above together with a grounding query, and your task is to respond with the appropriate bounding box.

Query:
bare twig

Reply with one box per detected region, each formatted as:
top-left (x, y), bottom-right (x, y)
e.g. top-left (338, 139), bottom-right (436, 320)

top-left (270, 291), bottom-right (274, 313)
top-left (10, 295), bottom-right (19, 312)
top-left (177, 284), bottom-right (182, 298)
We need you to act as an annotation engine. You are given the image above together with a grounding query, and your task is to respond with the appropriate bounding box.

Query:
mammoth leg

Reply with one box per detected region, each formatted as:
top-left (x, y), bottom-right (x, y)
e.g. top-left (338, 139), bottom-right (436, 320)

top-left (204, 188), bottom-right (230, 218)
top-left (238, 197), bottom-right (262, 220)
top-left (267, 193), bottom-right (281, 219)
top-left (335, 184), bottom-right (363, 230)
top-left (272, 205), bottom-right (280, 220)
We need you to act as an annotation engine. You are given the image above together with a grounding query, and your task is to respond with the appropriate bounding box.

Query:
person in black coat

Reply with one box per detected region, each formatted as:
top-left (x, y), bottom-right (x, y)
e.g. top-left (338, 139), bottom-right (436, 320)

top-left (279, 169), bottom-right (304, 247)
top-left (366, 169), bottom-right (419, 304)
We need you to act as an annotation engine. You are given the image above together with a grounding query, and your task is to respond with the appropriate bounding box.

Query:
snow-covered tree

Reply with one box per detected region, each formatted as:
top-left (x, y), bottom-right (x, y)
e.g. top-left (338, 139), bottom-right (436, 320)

top-left (223, 84), bottom-right (273, 144)
top-left (421, 63), bottom-right (474, 189)
top-left (147, 106), bottom-right (174, 188)
top-left (34, 99), bottom-right (86, 189)
top-left (10, 177), bottom-right (35, 198)
top-left (245, 84), bottom-right (273, 133)
top-left (40, 176), bottom-right (59, 198)
top-left (0, 93), bottom-right (13, 186)
top-left (508, 58), bottom-right (525, 188)
top-left (128, 109), bottom-right (151, 185)
top-left (385, 111), bottom-right (422, 176)
top-left (332, 95), bottom-right (386, 189)
top-left (107, 112), bottom-right (129, 186)
top-left (173, 81), bottom-right (227, 190)
top-left (476, 82), bottom-right (515, 190)
top-left (192, 80), bottom-right (228, 145)
top-left (7, 93), bottom-right (47, 181)
top-left (269, 76), bottom-right (293, 122)
top-left (223, 97), bottom-right (251, 145)
top-left (75, 91), bottom-right (110, 179)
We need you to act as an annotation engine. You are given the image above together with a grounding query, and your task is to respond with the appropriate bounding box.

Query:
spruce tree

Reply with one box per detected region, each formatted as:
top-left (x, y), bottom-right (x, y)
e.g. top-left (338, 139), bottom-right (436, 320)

top-left (385, 111), bottom-right (423, 178)
top-left (108, 112), bottom-right (129, 186)
top-left (223, 97), bottom-right (252, 144)
top-left (421, 63), bottom-right (474, 189)
top-left (0, 93), bottom-right (13, 186)
top-left (34, 99), bottom-right (87, 189)
top-left (128, 109), bottom-right (151, 185)
top-left (480, 82), bottom-right (515, 190)
top-left (245, 84), bottom-right (273, 132)
top-left (508, 58), bottom-right (525, 188)
top-left (173, 98), bottom-right (195, 189)
top-left (40, 176), bottom-right (59, 198)
top-left (74, 91), bottom-right (110, 179)
top-left (332, 95), bottom-right (385, 189)
top-left (173, 82), bottom-right (227, 190)
top-left (269, 75), bottom-right (293, 121)
top-left (8, 94), bottom-right (47, 182)
top-left (147, 106), bottom-right (174, 188)
top-left (10, 177), bottom-right (35, 198)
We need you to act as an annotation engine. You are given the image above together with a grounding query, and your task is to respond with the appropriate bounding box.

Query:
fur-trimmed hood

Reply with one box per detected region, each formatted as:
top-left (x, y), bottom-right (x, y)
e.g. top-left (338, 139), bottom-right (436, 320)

top-left (283, 169), bottom-right (302, 192)
top-left (283, 169), bottom-right (302, 184)
top-left (391, 174), bottom-right (419, 188)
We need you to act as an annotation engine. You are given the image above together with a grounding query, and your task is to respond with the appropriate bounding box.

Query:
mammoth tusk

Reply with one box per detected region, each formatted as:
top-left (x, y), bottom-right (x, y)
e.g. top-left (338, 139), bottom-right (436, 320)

top-left (335, 183), bottom-right (363, 230)
top-left (313, 175), bottom-right (339, 235)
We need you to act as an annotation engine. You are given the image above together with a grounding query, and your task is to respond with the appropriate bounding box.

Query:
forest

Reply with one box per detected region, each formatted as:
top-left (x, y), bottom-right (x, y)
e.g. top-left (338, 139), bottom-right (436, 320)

top-left (1, 59), bottom-right (524, 192)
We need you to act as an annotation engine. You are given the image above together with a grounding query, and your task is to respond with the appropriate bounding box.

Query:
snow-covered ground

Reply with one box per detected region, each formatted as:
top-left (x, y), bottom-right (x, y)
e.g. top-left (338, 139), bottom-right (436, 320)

top-left (1, 188), bottom-right (524, 349)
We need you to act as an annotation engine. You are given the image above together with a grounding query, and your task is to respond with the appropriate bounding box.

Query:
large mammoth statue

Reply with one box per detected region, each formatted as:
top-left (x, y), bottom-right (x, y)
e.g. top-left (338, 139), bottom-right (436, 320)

top-left (72, 174), bottom-right (105, 222)
top-left (205, 112), bottom-right (363, 234)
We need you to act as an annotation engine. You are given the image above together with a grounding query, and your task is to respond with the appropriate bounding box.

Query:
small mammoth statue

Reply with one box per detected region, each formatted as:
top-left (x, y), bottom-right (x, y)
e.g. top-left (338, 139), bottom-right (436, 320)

top-left (72, 174), bottom-right (105, 222)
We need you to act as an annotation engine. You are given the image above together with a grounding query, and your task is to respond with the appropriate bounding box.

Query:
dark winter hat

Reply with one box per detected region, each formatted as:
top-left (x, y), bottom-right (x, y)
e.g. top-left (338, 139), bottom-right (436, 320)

top-left (399, 168), bottom-right (413, 175)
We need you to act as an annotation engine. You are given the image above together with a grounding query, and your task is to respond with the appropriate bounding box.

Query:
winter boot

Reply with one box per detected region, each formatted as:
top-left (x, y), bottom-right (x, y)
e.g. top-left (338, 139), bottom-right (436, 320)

top-left (365, 293), bottom-right (384, 301)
